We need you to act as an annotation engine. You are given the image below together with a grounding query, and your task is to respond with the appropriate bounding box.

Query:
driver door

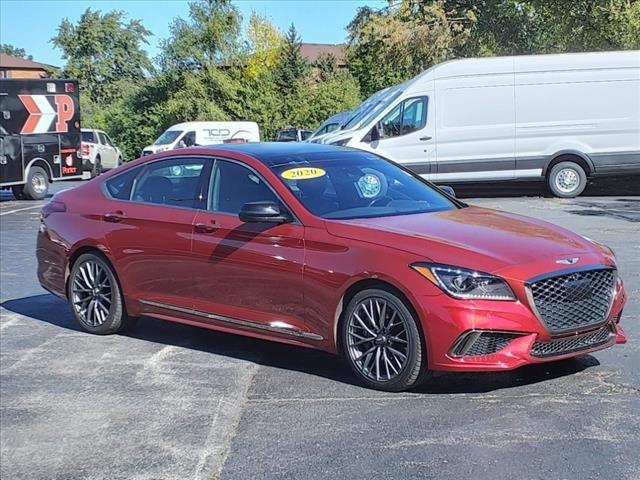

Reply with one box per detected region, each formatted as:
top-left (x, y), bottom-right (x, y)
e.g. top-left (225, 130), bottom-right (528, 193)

top-left (190, 158), bottom-right (306, 332)
top-left (366, 96), bottom-right (435, 180)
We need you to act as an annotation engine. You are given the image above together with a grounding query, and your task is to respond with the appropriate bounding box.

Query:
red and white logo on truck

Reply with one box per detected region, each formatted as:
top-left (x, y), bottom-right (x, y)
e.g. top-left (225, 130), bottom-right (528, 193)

top-left (18, 94), bottom-right (75, 135)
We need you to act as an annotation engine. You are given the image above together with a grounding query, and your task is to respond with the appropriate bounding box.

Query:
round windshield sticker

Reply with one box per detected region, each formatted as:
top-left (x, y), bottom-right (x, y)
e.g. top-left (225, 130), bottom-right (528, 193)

top-left (281, 167), bottom-right (326, 180)
top-left (358, 173), bottom-right (382, 198)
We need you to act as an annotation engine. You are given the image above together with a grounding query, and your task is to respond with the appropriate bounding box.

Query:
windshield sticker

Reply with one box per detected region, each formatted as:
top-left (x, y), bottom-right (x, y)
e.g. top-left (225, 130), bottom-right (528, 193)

top-left (281, 167), bottom-right (326, 180)
top-left (357, 173), bottom-right (382, 198)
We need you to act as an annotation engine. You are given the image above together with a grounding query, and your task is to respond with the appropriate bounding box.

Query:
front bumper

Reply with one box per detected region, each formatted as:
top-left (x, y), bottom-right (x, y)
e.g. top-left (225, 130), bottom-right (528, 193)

top-left (417, 277), bottom-right (627, 372)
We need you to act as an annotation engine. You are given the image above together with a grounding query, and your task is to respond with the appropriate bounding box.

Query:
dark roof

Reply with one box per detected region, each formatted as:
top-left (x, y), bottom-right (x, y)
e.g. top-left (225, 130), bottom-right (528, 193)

top-left (299, 43), bottom-right (346, 65)
top-left (205, 142), bottom-right (349, 166)
top-left (0, 53), bottom-right (55, 70)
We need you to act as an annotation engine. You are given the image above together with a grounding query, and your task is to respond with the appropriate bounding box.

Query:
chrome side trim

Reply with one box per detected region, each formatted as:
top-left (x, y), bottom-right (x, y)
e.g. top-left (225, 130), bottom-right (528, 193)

top-left (139, 299), bottom-right (323, 341)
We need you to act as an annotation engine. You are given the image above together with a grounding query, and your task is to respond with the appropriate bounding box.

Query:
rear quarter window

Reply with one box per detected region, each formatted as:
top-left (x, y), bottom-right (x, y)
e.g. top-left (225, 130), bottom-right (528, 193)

top-left (104, 167), bottom-right (140, 200)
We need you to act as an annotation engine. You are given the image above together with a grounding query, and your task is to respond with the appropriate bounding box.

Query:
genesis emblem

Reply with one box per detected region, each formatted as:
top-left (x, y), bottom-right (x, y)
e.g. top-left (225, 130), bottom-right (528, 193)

top-left (556, 257), bottom-right (579, 265)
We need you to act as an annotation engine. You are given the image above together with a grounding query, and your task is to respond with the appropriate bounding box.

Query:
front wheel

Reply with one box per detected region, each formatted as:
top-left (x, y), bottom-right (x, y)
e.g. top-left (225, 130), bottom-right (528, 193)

top-left (341, 288), bottom-right (428, 391)
top-left (68, 253), bottom-right (135, 334)
top-left (547, 161), bottom-right (587, 198)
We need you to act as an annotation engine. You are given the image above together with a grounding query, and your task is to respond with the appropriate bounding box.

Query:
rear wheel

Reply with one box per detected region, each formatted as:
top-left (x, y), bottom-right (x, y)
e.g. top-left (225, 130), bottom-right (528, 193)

top-left (341, 288), bottom-right (428, 391)
top-left (91, 156), bottom-right (103, 178)
top-left (68, 253), bottom-right (135, 334)
top-left (547, 161), bottom-right (587, 198)
top-left (21, 166), bottom-right (49, 200)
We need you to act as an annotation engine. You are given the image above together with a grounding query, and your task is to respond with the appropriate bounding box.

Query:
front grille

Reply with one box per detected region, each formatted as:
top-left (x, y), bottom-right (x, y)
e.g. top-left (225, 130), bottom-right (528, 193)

top-left (529, 268), bottom-right (615, 333)
top-left (451, 331), bottom-right (521, 357)
top-left (531, 325), bottom-right (614, 358)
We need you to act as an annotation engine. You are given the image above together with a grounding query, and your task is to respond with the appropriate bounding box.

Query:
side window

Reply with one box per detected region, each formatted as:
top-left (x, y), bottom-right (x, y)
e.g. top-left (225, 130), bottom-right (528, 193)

top-left (208, 160), bottom-right (279, 214)
top-left (102, 133), bottom-right (115, 147)
top-left (380, 97), bottom-right (428, 138)
top-left (81, 131), bottom-right (96, 143)
top-left (104, 167), bottom-right (140, 200)
top-left (97, 132), bottom-right (108, 145)
top-left (181, 131), bottom-right (196, 147)
top-left (131, 157), bottom-right (209, 208)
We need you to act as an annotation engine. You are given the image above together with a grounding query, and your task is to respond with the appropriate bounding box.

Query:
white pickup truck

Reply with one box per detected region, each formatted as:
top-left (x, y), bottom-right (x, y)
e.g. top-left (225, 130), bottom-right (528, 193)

top-left (81, 128), bottom-right (123, 176)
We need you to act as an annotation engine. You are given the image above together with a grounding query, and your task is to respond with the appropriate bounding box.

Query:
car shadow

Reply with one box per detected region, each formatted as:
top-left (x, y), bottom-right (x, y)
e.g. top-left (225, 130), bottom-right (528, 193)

top-left (2, 293), bottom-right (599, 394)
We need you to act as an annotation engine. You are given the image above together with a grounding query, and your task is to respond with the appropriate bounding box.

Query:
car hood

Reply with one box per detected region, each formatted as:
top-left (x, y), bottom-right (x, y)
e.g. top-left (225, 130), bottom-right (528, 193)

top-left (325, 206), bottom-right (609, 277)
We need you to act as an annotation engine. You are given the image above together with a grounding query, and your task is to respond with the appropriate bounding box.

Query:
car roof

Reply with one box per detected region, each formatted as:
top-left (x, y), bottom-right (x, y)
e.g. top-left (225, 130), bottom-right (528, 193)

top-left (202, 142), bottom-right (349, 166)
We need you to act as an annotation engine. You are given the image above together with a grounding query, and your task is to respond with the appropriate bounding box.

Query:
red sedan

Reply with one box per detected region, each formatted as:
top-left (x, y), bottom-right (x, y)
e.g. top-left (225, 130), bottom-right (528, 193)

top-left (37, 143), bottom-right (627, 391)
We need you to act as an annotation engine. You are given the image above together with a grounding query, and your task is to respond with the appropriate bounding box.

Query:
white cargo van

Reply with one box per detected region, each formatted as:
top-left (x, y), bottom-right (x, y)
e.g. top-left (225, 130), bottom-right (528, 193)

top-left (325, 51), bottom-right (640, 197)
top-left (142, 121), bottom-right (260, 156)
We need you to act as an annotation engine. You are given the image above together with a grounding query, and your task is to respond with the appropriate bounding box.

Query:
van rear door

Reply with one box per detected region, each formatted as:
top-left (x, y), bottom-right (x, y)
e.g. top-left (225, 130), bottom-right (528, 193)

top-left (434, 59), bottom-right (515, 182)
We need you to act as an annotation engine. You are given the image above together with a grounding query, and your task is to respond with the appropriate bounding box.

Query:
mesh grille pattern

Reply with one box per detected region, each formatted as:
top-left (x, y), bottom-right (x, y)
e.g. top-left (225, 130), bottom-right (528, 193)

top-left (452, 332), bottom-right (520, 357)
top-left (531, 326), bottom-right (613, 358)
top-left (530, 268), bottom-right (615, 333)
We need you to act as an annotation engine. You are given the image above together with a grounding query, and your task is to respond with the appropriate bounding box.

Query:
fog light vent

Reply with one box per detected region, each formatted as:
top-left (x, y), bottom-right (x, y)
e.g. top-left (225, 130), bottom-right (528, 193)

top-left (450, 331), bottom-right (521, 357)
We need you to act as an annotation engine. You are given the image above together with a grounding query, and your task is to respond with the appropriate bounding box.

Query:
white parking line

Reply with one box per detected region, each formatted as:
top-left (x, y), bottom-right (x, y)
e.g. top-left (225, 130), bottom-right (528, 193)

top-left (0, 204), bottom-right (43, 216)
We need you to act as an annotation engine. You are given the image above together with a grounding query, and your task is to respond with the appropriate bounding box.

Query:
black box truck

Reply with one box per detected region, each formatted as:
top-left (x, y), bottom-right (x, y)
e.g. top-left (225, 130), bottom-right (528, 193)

top-left (0, 79), bottom-right (83, 200)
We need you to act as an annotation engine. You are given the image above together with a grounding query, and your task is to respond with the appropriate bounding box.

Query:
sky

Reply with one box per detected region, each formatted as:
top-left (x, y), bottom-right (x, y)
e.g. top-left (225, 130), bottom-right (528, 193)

top-left (0, 0), bottom-right (387, 67)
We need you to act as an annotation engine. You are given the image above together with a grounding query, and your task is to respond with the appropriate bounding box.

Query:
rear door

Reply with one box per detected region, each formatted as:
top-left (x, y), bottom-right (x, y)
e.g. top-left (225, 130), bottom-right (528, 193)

top-left (102, 156), bottom-right (212, 310)
top-left (190, 158), bottom-right (306, 333)
top-left (97, 131), bottom-right (118, 168)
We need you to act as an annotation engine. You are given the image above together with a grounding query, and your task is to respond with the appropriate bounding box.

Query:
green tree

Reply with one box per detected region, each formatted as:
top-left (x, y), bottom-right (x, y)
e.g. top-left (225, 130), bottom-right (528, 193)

top-left (275, 24), bottom-right (309, 93)
top-left (159, 0), bottom-right (242, 71)
top-left (51, 8), bottom-right (153, 105)
top-left (346, 0), bottom-right (476, 97)
top-left (0, 44), bottom-right (33, 60)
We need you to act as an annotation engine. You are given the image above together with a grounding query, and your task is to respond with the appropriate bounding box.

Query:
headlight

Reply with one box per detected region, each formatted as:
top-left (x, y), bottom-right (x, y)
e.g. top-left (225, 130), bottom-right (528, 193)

top-left (411, 263), bottom-right (516, 301)
top-left (331, 138), bottom-right (351, 146)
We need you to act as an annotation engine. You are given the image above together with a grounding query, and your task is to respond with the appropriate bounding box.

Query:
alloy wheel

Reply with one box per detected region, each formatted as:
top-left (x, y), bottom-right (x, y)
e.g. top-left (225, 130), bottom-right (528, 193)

top-left (31, 172), bottom-right (47, 195)
top-left (71, 260), bottom-right (113, 326)
top-left (346, 297), bottom-right (410, 382)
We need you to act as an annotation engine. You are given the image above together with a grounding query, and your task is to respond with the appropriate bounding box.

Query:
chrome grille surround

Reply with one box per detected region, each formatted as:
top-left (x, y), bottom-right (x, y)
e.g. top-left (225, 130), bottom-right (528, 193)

top-left (530, 325), bottom-right (614, 358)
top-left (526, 266), bottom-right (616, 335)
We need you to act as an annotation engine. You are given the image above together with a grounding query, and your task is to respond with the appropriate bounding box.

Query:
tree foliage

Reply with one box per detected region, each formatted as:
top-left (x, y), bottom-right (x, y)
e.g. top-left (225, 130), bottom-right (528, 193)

top-left (51, 8), bottom-right (153, 105)
top-left (0, 44), bottom-right (33, 60)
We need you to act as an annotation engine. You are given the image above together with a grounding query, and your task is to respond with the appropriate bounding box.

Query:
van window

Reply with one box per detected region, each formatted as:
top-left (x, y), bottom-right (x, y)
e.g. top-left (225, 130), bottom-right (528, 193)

top-left (380, 97), bottom-right (428, 138)
top-left (181, 131), bottom-right (196, 147)
top-left (154, 130), bottom-right (183, 146)
top-left (82, 131), bottom-right (96, 143)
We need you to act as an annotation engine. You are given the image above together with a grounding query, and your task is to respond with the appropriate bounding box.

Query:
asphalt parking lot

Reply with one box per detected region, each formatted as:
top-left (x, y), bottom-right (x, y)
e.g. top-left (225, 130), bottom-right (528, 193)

top-left (1, 178), bottom-right (639, 480)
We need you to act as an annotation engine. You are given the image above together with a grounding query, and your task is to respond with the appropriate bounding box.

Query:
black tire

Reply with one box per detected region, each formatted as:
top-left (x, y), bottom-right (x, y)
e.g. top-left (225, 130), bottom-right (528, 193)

top-left (118, 155), bottom-right (123, 166)
top-left (22, 166), bottom-right (49, 200)
top-left (341, 288), bottom-right (429, 392)
top-left (68, 253), bottom-right (135, 335)
top-left (11, 185), bottom-right (26, 200)
top-left (547, 161), bottom-right (587, 198)
top-left (91, 156), bottom-right (103, 178)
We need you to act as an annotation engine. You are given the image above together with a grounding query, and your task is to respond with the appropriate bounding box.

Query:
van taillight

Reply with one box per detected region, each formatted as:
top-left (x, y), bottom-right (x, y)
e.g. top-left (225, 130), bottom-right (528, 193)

top-left (81, 143), bottom-right (90, 156)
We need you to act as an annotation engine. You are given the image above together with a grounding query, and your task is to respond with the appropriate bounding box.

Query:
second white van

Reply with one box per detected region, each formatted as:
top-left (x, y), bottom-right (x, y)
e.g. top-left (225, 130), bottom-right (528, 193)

top-left (323, 51), bottom-right (640, 197)
top-left (143, 121), bottom-right (260, 156)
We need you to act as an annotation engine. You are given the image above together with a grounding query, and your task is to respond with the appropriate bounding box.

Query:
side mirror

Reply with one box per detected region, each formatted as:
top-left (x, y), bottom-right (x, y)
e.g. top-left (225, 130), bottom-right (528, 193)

top-left (369, 124), bottom-right (381, 142)
top-left (178, 140), bottom-right (186, 149)
top-left (239, 201), bottom-right (291, 224)
top-left (439, 185), bottom-right (456, 198)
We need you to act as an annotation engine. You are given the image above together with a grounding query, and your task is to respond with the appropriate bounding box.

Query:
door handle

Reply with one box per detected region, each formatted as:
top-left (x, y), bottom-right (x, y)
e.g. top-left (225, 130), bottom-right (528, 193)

top-left (419, 136), bottom-right (432, 141)
top-left (103, 211), bottom-right (125, 223)
top-left (194, 221), bottom-right (218, 233)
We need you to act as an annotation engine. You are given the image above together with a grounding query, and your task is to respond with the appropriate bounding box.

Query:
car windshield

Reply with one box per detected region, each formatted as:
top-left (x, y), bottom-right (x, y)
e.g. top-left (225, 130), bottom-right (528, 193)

top-left (342, 86), bottom-right (403, 130)
top-left (154, 130), bottom-right (183, 145)
top-left (271, 151), bottom-right (457, 220)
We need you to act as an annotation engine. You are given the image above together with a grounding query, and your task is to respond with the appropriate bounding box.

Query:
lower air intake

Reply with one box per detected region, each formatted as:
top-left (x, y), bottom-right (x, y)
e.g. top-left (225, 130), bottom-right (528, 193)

top-left (451, 331), bottom-right (521, 357)
top-left (531, 325), bottom-right (614, 358)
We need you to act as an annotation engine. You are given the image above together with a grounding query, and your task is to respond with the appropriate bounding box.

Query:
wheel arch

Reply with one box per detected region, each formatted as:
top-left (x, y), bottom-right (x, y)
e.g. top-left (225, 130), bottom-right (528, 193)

top-left (543, 151), bottom-right (594, 177)
top-left (65, 245), bottom-right (118, 298)
top-left (334, 277), bottom-right (426, 357)
top-left (25, 157), bottom-right (54, 182)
